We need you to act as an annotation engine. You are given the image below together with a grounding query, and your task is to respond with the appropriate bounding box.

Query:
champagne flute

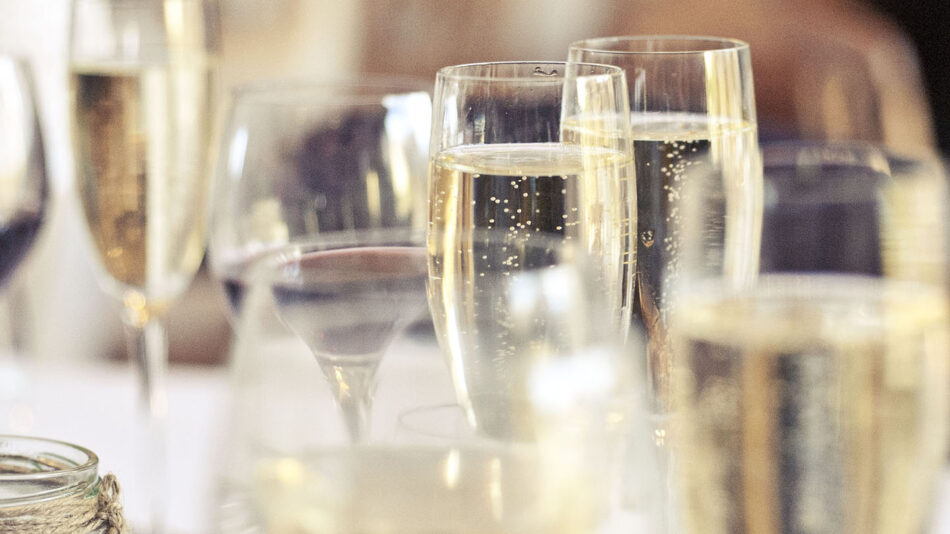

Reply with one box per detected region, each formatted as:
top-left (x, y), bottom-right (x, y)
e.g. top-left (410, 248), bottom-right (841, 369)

top-left (427, 61), bottom-right (636, 437)
top-left (68, 1), bottom-right (215, 531)
top-left (568, 36), bottom-right (762, 409)
top-left (670, 142), bottom-right (950, 534)
top-left (208, 78), bottom-right (431, 317)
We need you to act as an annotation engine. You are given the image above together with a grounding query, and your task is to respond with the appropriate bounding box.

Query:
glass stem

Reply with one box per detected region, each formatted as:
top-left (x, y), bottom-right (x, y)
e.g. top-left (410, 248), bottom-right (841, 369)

top-left (124, 315), bottom-right (168, 534)
top-left (322, 362), bottom-right (379, 443)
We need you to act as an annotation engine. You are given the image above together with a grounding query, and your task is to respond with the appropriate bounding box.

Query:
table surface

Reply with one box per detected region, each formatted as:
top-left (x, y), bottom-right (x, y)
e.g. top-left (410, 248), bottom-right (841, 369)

top-left (0, 345), bottom-right (947, 534)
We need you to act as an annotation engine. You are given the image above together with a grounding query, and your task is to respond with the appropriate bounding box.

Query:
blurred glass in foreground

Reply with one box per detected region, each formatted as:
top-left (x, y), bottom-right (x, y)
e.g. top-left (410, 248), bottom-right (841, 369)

top-left (217, 229), bottom-right (659, 533)
top-left (671, 141), bottom-right (950, 534)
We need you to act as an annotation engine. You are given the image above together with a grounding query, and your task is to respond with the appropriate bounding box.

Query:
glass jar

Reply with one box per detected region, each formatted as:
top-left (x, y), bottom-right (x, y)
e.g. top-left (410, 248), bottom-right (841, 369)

top-left (0, 435), bottom-right (124, 533)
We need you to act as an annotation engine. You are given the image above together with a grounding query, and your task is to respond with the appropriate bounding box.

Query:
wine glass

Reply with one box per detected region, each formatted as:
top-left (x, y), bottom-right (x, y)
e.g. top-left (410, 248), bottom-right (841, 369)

top-left (0, 56), bottom-right (48, 401)
top-left (0, 57), bottom-right (46, 290)
top-left (427, 61), bottom-right (636, 436)
top-left (260, 228), bottom-right (427, 443)
top-left (568, 36), bottom-right (762, 410)
top-left (669, 142), bottom-right (950, 534)
top-left (218, 227), bottom-right (657, 534)
top-left (68, 1), bottom-right (215, 531)
top-left (208, 78), bottom-right (431, 317)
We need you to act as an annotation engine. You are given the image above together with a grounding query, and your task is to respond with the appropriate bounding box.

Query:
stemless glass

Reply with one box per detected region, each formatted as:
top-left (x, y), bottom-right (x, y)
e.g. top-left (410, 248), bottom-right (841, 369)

top-left (68, 1), bottom-right (216, 531)
top-left (669, 142), bottom-right (950, 534)
top-left (568, 36), bottom-right (762, 409)
top-left (208, 78), bottom-right (431, 317)
top-left (427, 61), bottom-right (636, 436)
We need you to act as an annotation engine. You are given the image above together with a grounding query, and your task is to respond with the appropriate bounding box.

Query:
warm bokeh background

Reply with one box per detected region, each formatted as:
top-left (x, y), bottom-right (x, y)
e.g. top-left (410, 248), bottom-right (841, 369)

top-left (0, 0), bottom-right (947, 366)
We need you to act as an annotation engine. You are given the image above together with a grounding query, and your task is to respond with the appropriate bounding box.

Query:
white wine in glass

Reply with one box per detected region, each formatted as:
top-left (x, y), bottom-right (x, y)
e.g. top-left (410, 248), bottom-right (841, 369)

top-left (568, 36), bottom-right (762, 409)
top-left (671, 142), bottom-right (950, 534)
top-left (427, 61), bottom-right (636, 439)
top-left (671, 275), bottom-right (949, 534)
top-left (69, 0), bottom-right (215, 531)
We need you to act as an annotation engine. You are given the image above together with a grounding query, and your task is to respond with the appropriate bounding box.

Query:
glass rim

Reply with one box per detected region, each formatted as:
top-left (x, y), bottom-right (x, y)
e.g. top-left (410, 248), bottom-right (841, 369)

top-left (229, 75), bottom-right (432, 105)
top-left (435, 60), bottom-right (625, 83)
top-left (0, 435), bottom-right (98, 483)
top-left (569, 35), bottom-right (750, 55)
top-left (246, 226), bottom-right (427, 268)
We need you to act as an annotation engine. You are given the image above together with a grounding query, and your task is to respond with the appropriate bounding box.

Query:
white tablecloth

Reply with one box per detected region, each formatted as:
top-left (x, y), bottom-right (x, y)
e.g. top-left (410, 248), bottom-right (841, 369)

top-left (0, 350), bottom-right (948, 534)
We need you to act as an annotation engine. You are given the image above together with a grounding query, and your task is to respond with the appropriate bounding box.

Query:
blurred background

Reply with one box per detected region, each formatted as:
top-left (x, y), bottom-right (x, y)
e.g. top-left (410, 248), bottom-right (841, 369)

top-left (0, 0), bottom-right (947, 366)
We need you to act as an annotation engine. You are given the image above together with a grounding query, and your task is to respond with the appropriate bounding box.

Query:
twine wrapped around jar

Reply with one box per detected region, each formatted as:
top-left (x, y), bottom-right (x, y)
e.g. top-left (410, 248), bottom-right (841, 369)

top-left (0, 473), bottom-right (126, 533)
top-left (0, 435), bottom-right (127, 534)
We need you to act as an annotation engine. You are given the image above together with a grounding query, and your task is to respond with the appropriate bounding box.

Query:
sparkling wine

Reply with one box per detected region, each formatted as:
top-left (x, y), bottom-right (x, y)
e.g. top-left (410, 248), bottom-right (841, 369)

top-left (71, 62), bottom-right (212, 306)
top-left (427, 142), bottom-right (631, 438)
top-left (272, 247), bottom-right (428, 365)
top-left (670, 274), bottom-right (949, 534)
top-left (627, 113), bottom-right (760, 409)
top-left (631, 113), bottom-right (760, 323)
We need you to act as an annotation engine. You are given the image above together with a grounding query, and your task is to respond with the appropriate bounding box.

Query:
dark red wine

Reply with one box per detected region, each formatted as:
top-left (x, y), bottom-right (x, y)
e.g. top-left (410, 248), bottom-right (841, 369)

top-left (272, 246), bottom-right (428, 363)
top-left (221, 271), bottom-right (248, 313)
top-left (0, 211), bottom-right (43, 288)
top-left (217, 251), bottom-right (269, 315)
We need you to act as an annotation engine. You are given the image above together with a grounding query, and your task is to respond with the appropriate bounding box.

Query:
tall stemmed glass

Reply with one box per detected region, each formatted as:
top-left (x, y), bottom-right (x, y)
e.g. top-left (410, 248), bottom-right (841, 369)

top-left (208, 80), bottom-right (432, 442)
top-left (0, 57), bottom-right (47, 388)
top-left (68, 1), bottom-right (215, 531)
top-left (568, 36), bottom-right (762, 410)
top-left (208, 79), bottom-right (431, 316)
top-left (670, 142), bottom-right (950, 534)
top-left (427, 61), bottom-right (635, 438)
top-left (0, 57), bottom-right (46, 296)
top-left (258, 229), bottom-right (428, 443)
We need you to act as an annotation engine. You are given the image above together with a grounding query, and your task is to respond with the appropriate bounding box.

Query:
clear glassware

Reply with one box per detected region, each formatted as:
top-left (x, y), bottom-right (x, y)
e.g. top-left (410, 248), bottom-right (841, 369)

top-left (0, 435), bottom-right (123, 533)
top-left (427, 60), bottom-right (636, 436)
top-left (669, 141), bottom-right (950, 534)
top-left (248, 227), bottom-right (427, 443)
top-left (568, 36), bottom-right (762, 410)
top-left (0, 57), bottom-right (47, 291)
top-left (0, 56), bottom-right (48, 401)
top-left (68, 1), bottom-right (216, 531)
top-left (208, 78), bottom-right (431, 318)
top-left (217, 228), bottom-right (658, 534)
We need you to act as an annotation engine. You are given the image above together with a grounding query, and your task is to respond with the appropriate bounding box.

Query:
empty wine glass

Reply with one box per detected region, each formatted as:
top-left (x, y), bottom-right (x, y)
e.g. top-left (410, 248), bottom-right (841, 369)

top-left (68, 0), bottom-right (216, 531)
top-left (208, 78), bottom-right (431, 317)
top-left (669, 142), bottom-right (950, 534)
